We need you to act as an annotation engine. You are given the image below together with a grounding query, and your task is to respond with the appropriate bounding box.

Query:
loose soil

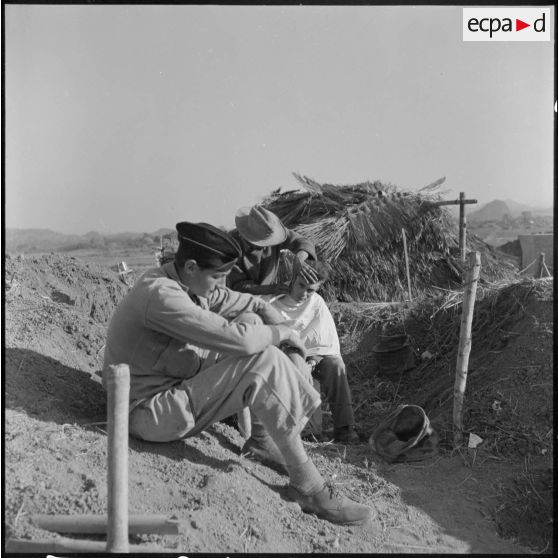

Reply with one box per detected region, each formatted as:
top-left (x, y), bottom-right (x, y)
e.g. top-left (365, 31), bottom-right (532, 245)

top-left (3, 253), bottom-right (553, 553)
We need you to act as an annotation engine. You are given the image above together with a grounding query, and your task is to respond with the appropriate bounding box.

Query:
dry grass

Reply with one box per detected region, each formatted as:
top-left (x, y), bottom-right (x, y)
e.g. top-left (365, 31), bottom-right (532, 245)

top-left (330, 277), bottom-right (552, 552)
top-left (332, 277), bottom-right (552, 447)
top-left (487, 455), bottom-right (553, 553)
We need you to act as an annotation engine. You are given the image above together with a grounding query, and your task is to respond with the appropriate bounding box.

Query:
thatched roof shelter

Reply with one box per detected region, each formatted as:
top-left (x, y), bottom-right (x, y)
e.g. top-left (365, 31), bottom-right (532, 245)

top-left (263, 174), bottom-right (518, 302)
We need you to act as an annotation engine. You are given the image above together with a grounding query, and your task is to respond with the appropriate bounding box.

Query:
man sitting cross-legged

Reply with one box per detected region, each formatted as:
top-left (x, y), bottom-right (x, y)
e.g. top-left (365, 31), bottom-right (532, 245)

top-left (103, 221), bottom-right (371, 525)
top-left (263, 260), bottom-right (360, 444)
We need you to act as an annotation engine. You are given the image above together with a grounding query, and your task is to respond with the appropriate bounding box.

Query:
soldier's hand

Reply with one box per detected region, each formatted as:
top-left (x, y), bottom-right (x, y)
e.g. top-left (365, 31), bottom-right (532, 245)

top-left (281, 332), bottom-right (308, 360)
top-left (275, 326), bottom-right (307, 359)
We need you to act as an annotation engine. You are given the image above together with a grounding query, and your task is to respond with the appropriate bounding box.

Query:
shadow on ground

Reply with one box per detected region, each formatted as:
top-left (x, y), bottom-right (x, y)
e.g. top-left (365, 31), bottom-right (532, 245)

top-left (4, 347), bottom-right (107, 424)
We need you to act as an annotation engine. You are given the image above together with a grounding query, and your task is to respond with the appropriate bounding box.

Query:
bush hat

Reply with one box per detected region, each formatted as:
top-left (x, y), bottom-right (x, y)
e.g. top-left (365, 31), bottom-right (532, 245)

top-left (235, 206), bottom-right (288, 247)
top-left (369, 404), bottom-right (438, 463)
top-left (175, 221), bottom-right (241, 271)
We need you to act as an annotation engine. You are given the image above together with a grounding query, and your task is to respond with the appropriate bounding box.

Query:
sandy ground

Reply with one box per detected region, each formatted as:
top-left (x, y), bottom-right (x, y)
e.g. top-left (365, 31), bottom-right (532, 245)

top-left (3, 253), bottom-right (552, 553)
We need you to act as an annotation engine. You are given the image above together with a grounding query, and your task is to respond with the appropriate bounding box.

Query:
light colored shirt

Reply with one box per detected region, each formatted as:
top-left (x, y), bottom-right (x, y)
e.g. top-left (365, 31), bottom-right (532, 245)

top-left (103, 262), bottom-right (283, 405)
top-left (264, 292), bottom-right (340, 357)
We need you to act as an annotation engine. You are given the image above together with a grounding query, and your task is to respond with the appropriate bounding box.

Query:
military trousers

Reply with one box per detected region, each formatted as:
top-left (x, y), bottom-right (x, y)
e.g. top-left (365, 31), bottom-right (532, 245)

top-left (128, 346), bottom-right (321, 443)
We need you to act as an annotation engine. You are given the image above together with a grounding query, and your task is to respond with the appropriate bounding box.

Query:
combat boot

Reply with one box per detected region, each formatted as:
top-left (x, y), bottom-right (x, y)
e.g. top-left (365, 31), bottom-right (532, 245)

top-left (288, 482), bottom-right (373, 525)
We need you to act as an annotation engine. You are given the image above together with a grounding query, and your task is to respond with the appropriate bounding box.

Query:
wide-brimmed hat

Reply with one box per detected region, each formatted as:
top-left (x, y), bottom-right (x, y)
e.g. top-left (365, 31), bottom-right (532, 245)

top-left (235, 206), bottom-right (288, 247)
top-left (369, 404), bottom-right (438, 463)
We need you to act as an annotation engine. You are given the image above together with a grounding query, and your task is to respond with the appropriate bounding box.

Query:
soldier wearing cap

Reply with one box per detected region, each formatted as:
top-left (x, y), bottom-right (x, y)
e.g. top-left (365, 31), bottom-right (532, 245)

top-left (228, 205), bottom-right (320, 295)
top-left (103, 221), bottom-right (372, 526)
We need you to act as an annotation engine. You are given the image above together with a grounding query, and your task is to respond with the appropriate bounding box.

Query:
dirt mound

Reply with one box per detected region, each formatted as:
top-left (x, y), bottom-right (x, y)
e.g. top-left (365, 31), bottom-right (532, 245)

top-left (4, 253), bottom-right (550, 553)
top-left (5, 253), bottom-right (130, 323)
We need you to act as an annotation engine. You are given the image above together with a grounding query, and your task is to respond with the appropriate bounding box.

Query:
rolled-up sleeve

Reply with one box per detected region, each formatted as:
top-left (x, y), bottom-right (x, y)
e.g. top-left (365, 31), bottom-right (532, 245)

top-left (145, 283), bottom-right (281, 355)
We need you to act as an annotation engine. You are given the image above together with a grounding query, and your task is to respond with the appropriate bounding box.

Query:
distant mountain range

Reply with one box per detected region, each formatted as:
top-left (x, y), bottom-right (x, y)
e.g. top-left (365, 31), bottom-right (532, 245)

top-left (5, 227), bottom-right (175, 253)
top-left (5, 198), bottom-right (553, 253)
top-left (448, 199), bottom-right (553, 221)
top-left (469, 199), bottom-right (553, 222)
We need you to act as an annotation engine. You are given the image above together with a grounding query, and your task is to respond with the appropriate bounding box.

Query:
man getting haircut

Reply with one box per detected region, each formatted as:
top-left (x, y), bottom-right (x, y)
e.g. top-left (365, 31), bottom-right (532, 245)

top-left (265, 260), bottom-right (360, 444)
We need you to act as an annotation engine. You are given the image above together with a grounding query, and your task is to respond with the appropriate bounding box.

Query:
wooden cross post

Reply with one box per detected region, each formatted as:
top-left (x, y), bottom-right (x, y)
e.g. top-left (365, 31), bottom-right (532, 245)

top-left (434, 192), bottom-right (478, 262)
top-left (5, 362), bottom-right (181, 553)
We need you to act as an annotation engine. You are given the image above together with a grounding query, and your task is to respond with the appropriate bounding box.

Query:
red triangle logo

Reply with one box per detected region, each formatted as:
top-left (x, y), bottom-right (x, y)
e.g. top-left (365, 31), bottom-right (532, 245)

top-left (516, 19), bottom-right (530, 31)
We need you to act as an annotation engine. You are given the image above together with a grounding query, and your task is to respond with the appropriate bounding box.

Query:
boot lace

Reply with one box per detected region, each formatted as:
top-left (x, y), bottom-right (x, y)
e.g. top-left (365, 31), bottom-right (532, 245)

top-left (324, 481), bottom-right (341, 500)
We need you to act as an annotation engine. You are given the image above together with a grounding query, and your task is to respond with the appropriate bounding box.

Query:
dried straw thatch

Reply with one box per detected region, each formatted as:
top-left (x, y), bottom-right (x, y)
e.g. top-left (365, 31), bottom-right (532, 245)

top-left (265, 174), bottom-right (518, 302)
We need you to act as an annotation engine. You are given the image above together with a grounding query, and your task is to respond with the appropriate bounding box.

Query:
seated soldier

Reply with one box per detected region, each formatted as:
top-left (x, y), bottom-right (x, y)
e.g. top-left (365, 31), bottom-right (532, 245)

top-left (103, 221), bottom-right (371, 525)
top-left (264, 261), bottom-right (360, 444)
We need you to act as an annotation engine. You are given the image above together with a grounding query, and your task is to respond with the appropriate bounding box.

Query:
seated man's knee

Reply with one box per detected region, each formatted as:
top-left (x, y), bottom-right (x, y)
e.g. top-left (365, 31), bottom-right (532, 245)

top-left (235, 312), bottom-right (263, 326)
top-left (253, 344), bottom-right (283, 364)
top-left (319, 355), bottom-right (346, 377)
top-left (254, 345), bottom-right (299, 374)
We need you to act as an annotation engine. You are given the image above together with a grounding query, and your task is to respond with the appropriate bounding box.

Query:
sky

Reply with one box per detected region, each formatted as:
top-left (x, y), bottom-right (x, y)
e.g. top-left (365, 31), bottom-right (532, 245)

top-left (3, 4), bottom-right (555, 235)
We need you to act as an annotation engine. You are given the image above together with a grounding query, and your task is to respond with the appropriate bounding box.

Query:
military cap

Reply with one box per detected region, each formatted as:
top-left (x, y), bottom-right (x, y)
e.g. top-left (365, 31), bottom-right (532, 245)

top-left (175, 221), bottom-right (241, 271)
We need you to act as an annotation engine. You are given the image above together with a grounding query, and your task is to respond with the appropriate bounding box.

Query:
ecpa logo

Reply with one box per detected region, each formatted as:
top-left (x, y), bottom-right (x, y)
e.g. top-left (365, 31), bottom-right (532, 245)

top-left (463, 8), bottom-right (551, 41)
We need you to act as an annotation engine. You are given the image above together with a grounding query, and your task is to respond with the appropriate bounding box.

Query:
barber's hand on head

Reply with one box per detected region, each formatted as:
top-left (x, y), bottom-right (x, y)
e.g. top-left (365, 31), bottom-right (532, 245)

top-left (293, 253), bottom-right (320, 285)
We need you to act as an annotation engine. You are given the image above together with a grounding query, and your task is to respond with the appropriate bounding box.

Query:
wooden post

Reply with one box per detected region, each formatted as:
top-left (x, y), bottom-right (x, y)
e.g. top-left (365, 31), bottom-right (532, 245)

top-left (453, 252), bottom-right (481, 447)
top-left (538, 252), bottom-right (545, 278)
top-left (31, 514), bottom-right (181, 535)
top-left (6, 537), bottom-right (161, 553)
top-left (519, 258), bottom-right (538, 275)
top-left (433, 194), bottom-right (477, 265)
top-left (459, 192), bottom-right (466, 262)
top-left (106, 364), bottom-right (130, 553)
top-left (401, 228), bottom-right (412, 301)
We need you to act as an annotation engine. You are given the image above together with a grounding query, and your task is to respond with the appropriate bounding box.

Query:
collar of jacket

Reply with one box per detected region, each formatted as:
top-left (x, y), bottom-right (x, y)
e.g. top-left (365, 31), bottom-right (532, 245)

top-left (162, 261), bottom-right (185, 287)
top-left (161, 261), bottom-right (204, 306)
top-left (161, 261), bottom-right (209, 307)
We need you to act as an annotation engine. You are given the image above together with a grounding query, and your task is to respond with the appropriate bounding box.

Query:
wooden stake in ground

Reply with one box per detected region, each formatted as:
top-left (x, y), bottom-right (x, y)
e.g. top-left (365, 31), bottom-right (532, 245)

top-left (5, 536), bottom-right (159, 553)
top-left (519, 257), bottom-right (538, 275)
top-left (433, 192), bottom-right (477, 263)
top-left (106, 364), bottom-right (130, 553)
top-left (538, 252), bottom-right (546, 278)
top-left (30, 514), bottom-right (181, 535)
top-left (453, 251), bottom-right (481, 447)
top-left (401, 228), bottom-right (412, 301)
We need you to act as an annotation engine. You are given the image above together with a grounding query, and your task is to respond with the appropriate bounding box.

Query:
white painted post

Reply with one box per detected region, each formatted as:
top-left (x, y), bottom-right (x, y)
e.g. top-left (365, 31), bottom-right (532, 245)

top-left (453, 252), bottom-right (481, 447)
top-left (106, 364), bottom-right (130, 553)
